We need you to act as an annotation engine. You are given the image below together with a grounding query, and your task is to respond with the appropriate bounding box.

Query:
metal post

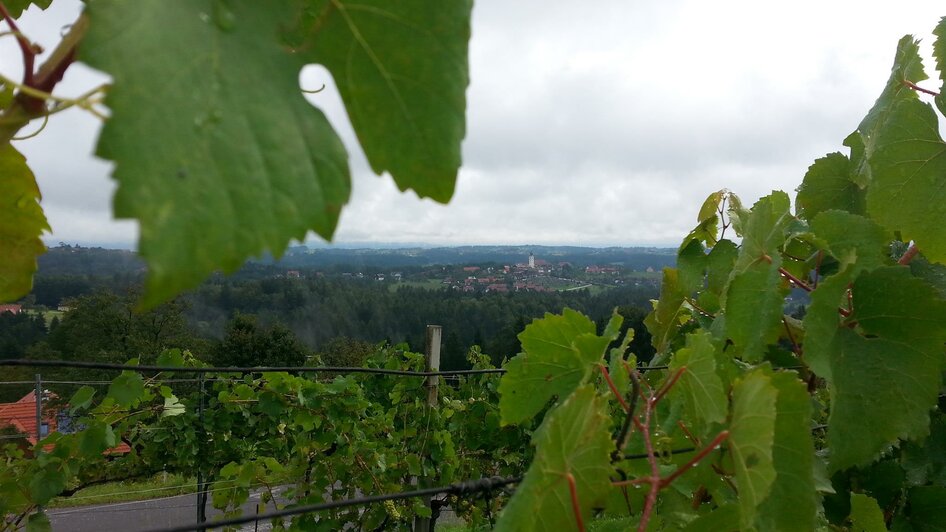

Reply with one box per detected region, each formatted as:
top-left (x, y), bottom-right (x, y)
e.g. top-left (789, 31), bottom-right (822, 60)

top-left (196, 373), bottom-right (206, 524)
top-left (34, 374), bottom-right (42, 444)
top-left (414, 325), bottom-right (442, 532)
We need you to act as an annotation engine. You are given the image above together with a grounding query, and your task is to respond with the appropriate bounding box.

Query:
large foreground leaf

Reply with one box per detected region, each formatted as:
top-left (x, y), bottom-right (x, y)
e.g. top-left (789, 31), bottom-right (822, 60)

top-left (828, 267), bottom-right (946, 471)
top-left (295, 0), bottom-right (472, 201)
top-left (0, 144), bottom-right (48, 302)
top-left (495, 386), bottom-right (612, 532)
top-left (5, 0), bottom-right (51, 18)
top-left (866, 98), bottom-right (946, 263)
top-left (81, 1), bottom-right (350, 306)
top-left (81, 0), bottom-right (471, 306)
top-left (728, 369), bottom-right (777, 530)
top-left (754, 371), bottom-right (816, 531)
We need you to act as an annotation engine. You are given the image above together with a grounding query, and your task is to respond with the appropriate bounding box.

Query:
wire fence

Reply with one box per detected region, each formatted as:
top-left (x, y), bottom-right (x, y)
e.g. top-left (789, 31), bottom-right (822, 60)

top-left (151, 475), bottom-right (522, 532)
top-left (0, 348), bottom-right (678, 531)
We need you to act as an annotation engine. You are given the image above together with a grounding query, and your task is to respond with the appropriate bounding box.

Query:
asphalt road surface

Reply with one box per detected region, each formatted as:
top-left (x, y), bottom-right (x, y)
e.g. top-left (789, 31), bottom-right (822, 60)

top-left (45, 489), bottom-right (462, 531)
top-left (46, 487), bottom-right (284, 532)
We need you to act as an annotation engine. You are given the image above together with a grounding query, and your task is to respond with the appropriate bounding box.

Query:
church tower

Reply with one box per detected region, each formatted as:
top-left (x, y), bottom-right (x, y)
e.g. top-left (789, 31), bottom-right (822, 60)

top-left (528, 252), bottom-right (535, 269)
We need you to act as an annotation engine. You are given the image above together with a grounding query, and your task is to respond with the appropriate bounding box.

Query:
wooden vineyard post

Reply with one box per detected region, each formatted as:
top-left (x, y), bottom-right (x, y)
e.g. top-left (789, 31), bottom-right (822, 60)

top-left (415, 325), bottom-right (442, 532)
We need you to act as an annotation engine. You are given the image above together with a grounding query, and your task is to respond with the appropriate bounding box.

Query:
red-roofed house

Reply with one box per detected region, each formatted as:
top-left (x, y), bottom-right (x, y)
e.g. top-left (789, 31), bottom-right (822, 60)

top-left (0, 391), bottom-right (129, 454)
top-left (0, 304), bottom-right (21, 315)
top-left (0, 391), bottom-right (58, 447)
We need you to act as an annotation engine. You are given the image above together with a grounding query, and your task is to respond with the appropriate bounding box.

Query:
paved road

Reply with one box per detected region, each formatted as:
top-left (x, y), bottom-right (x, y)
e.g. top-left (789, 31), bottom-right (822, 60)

top-left (45, 487), bottom-right (462, 531)
top-left (47, 487), bottom-right (284, 532)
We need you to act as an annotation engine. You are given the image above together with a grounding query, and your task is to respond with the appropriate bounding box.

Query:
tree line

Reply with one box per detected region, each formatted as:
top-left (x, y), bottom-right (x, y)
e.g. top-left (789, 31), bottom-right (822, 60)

top-left (0, 275), bottom-right (656, 401)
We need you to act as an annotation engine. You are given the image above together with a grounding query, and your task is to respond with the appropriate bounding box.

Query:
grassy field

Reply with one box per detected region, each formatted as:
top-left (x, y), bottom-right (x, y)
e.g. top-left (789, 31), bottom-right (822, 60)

top-left (49, 473), bottom-right (196, 508)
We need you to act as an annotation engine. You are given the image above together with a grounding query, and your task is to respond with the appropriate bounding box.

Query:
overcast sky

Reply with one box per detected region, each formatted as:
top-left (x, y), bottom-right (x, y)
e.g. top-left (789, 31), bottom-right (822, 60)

top-left (5, 1), bottom-right (946, 249)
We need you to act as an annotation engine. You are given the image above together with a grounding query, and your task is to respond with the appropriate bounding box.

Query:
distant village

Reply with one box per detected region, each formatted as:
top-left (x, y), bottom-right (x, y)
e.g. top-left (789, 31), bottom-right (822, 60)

top-left (272, 251), bottom-right (662, 294)
top-left (438, 252), bottom-right (659, 294)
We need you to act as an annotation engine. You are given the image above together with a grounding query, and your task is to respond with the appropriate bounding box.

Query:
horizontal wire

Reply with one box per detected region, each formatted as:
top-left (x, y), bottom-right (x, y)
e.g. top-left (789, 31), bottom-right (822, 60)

top-left (0, 359), bottom-right (671, 376)
top-left (55, 477), bottom-right (246, 503)
top-left (149, 475), bottom-right (521, 532)
top-left (47, 479), bottom-right (280, 516)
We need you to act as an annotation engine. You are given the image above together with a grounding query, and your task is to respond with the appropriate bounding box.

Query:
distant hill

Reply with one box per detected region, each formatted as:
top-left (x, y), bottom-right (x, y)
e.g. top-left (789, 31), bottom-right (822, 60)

top-left (269, 245), bottom-right (676, 271)
top-left (37, 244), bottom-right (145, 276)
top-left (34, 243), bottom-right (677, 278)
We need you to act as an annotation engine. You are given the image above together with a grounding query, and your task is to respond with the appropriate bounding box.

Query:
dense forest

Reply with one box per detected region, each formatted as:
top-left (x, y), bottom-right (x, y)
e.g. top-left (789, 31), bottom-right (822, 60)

top-left (1, 246), bottom-right (660, 402)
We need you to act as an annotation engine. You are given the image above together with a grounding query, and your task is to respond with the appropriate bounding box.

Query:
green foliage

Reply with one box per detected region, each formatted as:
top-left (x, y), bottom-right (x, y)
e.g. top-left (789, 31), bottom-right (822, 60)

top-left (1, 0), bottom-right (473, 306)
top-left (728, 369), bottom-right (778, 529)
top-left (495, 386), bottom-right (612, 532)
top-left (210, 314), bottom-right (311, 367)
top-left (667, 332), bottom-right (726, 437)
top-left (80, 0), bottom-right (353, 307)
top-left (5, 5), bottom-right (946, 532)
top-left (294, 0), bottom-right (472, 202)
top-left (4, 0), bottom-right (51, 19)
top-left (849, 493), bottom-right (887, 532)
top-left (490, 16), bottom-right (946, 530)
top-left (0, 145), bottom-right (48, 302)
top-left (497, 309), bottom-right (608, 425)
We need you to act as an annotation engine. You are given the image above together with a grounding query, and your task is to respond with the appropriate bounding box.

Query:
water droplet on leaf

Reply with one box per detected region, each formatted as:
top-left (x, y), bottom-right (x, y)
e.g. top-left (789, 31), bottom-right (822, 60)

top-left (212, 0), bottom-right (236, 31)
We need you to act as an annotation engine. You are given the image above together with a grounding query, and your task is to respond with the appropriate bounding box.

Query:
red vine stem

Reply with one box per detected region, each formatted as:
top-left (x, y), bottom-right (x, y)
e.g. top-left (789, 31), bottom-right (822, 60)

top-left (903, 80), bottom-right (940, 97)
top-left (898, 243), bottom-right (919, 265)
top-left (0, 1), bottom-right (36, 87)
top-left (638, 389), bottom-right (660, 532)
top-left (677, 420), bottom-right (701, 447)
top-left (659, 431), bottom-right (730, 488)
top-left (598, 365), bottom-right (630, 413)
top-left (782, 317), bottom-right (802, 357)
top-left (778, 266), bottom-right (813, 292)
top-left (653, 367), bottom-right (686, 404)
top-left (565, 473), bottom-right (585, 532)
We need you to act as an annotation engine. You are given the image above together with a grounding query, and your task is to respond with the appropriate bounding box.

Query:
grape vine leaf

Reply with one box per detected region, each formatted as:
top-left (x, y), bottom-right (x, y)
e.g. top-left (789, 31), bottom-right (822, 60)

top-left (724, 258), bottom-right (786, 362)
top-left (81, 1), bottom-right (470, 306)
top-left (5, 0), bottom-right (51, 19)
top-left (25, 511), bottom-right (51, 532)
top-left (801, 269), bottom-right (850, 381)
top-left (679, 190), bottom-right (724, 249)
top-left (755, 371), bottom-right (816, 532)
top-left (828, 267), bottom-right (946, 471)
top-left (668, 331), bottom-right (726, 437)
top-left (809, 210), bottom-right (890, 272)
top-left (733, 191), bottom-right (792, 266)
top-left (645, 268), bottom-right (687, 354)
top-left (495, 385), bottom-right (612, 532)
top-left (728, 369), bottom-right (777, 530)
top-left (0, 145), bottom-right (49, 303)
top-left (905, 486), bottom-right (946, 530)
top-left (724, 192), bottom-right (792, 361)
top-left (28, 468), bottom-right (65, 505)
top-left (106, 371), bottom-right (146, 408)
top-left (901, 414), bottom-right (946, 486)
top-left (68, 386), bottom-right (96, 413)
top-left (293, 0), bottom-right (472, 202)
top-left (852, 35), bottom-right (926, 185)
top-left (795, 152), bottom-right (865, 220)
top-left (866, 98), bottom-right (946, 263)
top-left (498, 309), bottom-right (608, 425)
top-left (682, 504), bottom-right (739, 532)
top-left (849, 494), bottom-right (887, 532)
top-left (80, 1), bottom-right (350, 306)
top-left (931, 16), bottom-right (946, 116)
top-left (677, 239), bottom-right (708, 296)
